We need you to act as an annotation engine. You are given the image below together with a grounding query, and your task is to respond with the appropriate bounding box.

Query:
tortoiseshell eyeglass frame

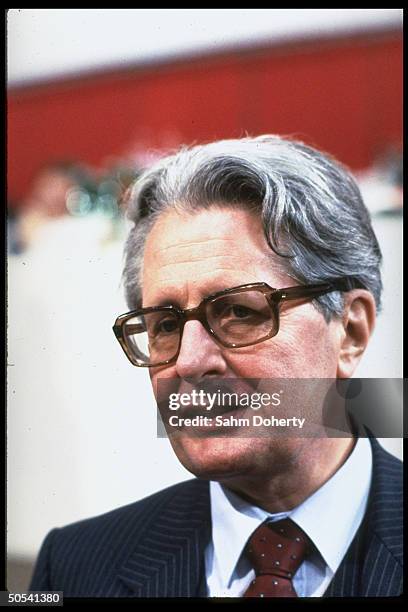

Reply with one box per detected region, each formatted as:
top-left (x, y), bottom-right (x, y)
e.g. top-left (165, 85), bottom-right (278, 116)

top-left (112, 277), bottom-right (365, 367)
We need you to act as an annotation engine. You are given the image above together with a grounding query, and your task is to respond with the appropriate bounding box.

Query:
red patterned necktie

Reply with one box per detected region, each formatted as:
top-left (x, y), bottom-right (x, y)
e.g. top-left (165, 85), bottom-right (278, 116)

top-left (243, 518), bottom-right (311, 598)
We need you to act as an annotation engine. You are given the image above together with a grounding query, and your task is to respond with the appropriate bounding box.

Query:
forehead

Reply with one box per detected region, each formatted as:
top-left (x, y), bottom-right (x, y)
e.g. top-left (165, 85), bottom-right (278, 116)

top-left (141, 206), bottom-right (290, 306)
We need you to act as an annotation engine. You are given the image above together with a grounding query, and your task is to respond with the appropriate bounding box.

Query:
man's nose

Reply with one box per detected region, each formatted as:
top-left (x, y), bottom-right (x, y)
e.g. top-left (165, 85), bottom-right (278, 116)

top-left (175, 319), bottom-right (227, 381)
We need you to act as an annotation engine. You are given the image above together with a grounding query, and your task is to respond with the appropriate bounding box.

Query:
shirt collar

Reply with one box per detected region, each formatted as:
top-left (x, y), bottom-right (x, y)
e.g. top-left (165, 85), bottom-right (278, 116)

top-left (209, 436), bottom-right (372, 587)
top-left (291, 436), bottom-right (372, 573)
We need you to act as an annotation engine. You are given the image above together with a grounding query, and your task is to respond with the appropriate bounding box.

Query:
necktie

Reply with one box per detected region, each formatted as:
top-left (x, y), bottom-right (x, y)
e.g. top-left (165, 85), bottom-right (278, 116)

top-left (243, 518), bottom-right (310, 598)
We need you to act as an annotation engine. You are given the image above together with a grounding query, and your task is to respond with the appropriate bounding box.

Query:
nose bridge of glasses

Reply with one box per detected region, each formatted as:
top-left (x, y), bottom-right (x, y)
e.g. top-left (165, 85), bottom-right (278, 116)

top-left (181, 302), bottom-right (210, 329)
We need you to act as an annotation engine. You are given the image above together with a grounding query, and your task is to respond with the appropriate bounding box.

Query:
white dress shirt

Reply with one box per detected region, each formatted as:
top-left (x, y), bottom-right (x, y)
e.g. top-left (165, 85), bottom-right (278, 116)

top-left (205, 436), bottom-right (373, 597)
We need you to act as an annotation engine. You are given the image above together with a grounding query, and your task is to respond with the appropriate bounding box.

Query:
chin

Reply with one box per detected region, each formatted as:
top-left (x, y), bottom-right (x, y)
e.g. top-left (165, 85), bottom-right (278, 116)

top-left (168, 433), bottom-right (289, 482)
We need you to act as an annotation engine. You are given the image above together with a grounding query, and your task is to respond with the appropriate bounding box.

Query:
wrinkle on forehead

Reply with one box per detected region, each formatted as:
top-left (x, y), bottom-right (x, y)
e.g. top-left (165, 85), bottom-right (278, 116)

top-left (144, 264), bottom-right (265, 292)
top-left (154, 236), bottom-right (238, 255)
top-left (147, 235), bottom-right (265, 266)
top-left (141, 207), bottom-right (290, 306)
top-left (148, 252), bottom-right (268, 272)
top-left (146, 225), bottom-right (273, 270)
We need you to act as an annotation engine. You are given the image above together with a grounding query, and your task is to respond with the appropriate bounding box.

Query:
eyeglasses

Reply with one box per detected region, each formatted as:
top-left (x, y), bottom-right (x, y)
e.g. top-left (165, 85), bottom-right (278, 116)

top-left (113, 277), bottom-right (363, 367)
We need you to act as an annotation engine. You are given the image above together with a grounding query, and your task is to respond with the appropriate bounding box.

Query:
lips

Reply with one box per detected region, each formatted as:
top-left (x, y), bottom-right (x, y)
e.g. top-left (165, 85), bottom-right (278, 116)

top-left (177, 400), bottom-right (241, 420)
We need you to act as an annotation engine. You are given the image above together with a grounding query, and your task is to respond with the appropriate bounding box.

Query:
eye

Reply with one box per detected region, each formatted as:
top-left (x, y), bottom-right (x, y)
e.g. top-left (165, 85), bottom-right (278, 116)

top-left (230, 305), bottom-right (253, 318)
top-left (156, 318), bottom-right (178, 334)
top-left (213, 302), bottom-right (258, 321)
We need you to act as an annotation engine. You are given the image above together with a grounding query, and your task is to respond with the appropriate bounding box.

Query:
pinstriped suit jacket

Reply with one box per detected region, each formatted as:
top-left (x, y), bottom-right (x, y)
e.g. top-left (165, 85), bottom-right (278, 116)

top-left (29, 437), bottom-right (402, 597)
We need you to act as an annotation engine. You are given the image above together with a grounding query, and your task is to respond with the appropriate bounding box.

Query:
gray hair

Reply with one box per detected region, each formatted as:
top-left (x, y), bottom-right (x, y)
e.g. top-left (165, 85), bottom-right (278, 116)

top-left (122, 135), bottom-right (382, 320)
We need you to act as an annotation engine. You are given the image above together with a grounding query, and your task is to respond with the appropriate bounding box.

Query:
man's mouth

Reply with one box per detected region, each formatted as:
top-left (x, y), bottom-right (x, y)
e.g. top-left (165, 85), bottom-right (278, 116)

top-left (177, 399), bottom-right (242, 419)
top-left (157, 378), bottom-right (271, 435)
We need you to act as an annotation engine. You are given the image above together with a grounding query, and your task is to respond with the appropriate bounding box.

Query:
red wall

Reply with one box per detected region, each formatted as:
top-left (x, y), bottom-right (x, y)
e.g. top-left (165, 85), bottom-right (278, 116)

top-left (7, 29), bottom-right (402, 203)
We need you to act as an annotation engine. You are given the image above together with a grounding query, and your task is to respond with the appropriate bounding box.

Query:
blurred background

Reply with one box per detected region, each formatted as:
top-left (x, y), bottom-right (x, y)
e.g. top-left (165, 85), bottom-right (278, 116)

top-left (7, 9), bottom-right (402, 591)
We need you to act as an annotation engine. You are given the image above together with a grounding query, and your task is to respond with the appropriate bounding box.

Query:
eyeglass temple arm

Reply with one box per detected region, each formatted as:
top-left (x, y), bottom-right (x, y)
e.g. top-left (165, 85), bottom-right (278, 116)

top-left (272, 278), bottom-right (363, 302)
top-left (113, 322), bottom-right (145, 338)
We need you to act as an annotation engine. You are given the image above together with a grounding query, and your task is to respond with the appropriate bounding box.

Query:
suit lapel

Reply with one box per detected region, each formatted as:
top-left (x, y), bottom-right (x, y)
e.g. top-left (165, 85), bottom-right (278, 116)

top-left (117, 479), bottom-right (211, 597)
top-left (358, 437), bottom-right (403, 596)
top-left (323, 528), bottom-right (364, 597)
top-left (324, 438), bottom-right (402, 597)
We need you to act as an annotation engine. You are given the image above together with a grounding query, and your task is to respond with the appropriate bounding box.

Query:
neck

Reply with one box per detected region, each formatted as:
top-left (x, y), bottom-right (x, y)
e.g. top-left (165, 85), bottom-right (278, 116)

top-left (219, 436), bottom-right (356, 513)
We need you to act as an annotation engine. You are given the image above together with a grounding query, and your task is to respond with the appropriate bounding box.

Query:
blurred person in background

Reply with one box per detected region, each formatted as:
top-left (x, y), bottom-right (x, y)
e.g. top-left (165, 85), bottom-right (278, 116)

top-left (29, 135), bottom-right (402, 598)
top-left (17, 161), bottom-right (95, 250)
top-left (14, 159), bottom-right (141, 250)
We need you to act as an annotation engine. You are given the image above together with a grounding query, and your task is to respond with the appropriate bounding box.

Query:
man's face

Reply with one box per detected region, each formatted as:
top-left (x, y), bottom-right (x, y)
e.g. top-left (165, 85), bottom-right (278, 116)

top-left (142, 206), bottom-right (344, 483)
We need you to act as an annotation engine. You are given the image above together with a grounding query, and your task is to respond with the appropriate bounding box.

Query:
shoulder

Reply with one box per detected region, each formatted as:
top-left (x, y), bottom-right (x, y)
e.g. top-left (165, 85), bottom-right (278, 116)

top-left (29, 478), bottom-right (210, 593)
top-left (367, 438), bottom-right (403, 561)
top-left (54, 477), bottom-right (209, 542)
top-left (370, 438), bottom-right (402, 489)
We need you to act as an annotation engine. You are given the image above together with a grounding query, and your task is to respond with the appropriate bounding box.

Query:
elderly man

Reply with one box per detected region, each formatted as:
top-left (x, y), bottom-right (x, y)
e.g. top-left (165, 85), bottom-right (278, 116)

top-left (30, 136), bottom-right (402, 597)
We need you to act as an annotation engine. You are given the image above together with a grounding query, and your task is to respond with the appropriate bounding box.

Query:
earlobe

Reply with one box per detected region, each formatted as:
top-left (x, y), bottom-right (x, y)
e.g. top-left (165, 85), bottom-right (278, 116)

top-left (336, 290), bottom-right (376, 379)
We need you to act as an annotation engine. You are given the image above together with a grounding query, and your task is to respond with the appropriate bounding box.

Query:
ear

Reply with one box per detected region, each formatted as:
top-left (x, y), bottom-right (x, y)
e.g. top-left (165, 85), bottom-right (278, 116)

top-left (336, 290), bottom-right (376, 379)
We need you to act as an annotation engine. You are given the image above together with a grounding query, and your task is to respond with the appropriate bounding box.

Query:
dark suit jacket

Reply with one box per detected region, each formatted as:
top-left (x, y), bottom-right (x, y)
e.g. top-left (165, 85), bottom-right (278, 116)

top-left (29, 438), bottom-right (402, 597)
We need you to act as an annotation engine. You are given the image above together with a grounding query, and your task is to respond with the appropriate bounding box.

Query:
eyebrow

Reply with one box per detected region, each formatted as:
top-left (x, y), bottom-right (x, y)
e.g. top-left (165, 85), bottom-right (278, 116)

top-left (143, 280), bottom-right (239, 309)
top-left (153, 298), bottom-right (183, 309)
top-left (142, 286), bottom-right (186, 309)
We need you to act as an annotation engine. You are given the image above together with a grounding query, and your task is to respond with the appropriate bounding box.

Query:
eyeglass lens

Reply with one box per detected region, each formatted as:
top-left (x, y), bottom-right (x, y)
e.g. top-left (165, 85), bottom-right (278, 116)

top-left (122, 289), bottom-right (277, 366)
